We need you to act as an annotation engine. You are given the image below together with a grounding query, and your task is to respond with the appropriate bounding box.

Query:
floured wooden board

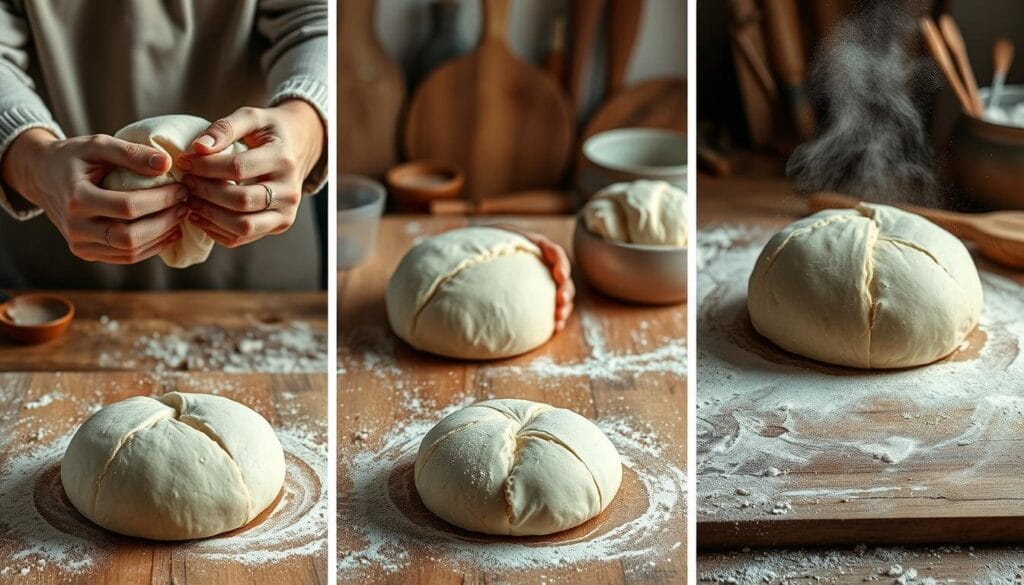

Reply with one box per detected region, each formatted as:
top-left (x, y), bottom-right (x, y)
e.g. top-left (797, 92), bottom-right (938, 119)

top-left (0, 292), bottom-right (327, 373)
top-left (0, 372), bottom-right (327, 584)
top-left (696, 185), bottom-right (1024, 549)
top-left (337, 216), bottom-right (687, 584)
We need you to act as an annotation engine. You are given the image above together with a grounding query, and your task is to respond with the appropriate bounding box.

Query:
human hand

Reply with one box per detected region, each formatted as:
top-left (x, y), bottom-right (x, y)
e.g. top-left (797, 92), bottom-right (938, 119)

top-left (496, 226), bottom-right (575, 332)
top-left (1, 128), bottom-right (187, 263)
top-left (176, 99), bottom-right (325, 248)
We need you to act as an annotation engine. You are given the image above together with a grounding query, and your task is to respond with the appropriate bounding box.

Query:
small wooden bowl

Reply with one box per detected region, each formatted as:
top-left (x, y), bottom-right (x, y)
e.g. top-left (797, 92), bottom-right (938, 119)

top-left (0, 293), bottom-right (75, 344)
top-left (386, 161), bottom-right (464, 212)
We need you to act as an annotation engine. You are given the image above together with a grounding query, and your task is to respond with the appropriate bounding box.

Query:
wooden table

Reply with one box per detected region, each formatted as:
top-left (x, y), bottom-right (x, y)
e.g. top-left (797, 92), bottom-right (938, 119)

top-left (696, 164), bottom-right (1024, 551)
top-left (0, 292), bottom-right (328, 584)
top-left (338, 216), bottom-right (687, 584)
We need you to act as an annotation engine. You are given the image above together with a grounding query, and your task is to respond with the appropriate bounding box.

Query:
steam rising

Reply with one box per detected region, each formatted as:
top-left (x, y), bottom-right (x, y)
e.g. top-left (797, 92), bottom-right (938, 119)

top-left (787, 0), bottom-right (938, 204)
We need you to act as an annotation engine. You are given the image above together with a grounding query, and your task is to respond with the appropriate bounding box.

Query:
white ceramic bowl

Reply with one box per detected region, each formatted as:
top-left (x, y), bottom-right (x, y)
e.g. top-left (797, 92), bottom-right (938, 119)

top-left (578, 128), bottom-right (687, 200)
top-left (338, 175), bottom-right (386, 269)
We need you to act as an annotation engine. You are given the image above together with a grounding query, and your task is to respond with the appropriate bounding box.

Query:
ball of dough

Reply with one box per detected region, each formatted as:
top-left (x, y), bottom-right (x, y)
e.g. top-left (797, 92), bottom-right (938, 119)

top-left (748, 203), bottom-right (983, 369)
top-left (102, 115), bottom-right (247, 269)
top-left (61, 392), bottom-right (285, 540)
top-left (414, 399), bottom-right (622, 536)
top-left (583, 180), bottom-right (687, 246)
top-left (386, 227), bottom-right (557, 359)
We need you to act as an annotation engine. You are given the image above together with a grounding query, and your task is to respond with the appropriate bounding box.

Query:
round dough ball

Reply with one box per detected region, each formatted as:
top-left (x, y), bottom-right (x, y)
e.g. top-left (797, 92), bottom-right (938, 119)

top-left (414, 399), bottom-right (622, 536)
top-left (61, 392), bottom-right (285, 540)
top-left (102, 115), bottom-right (247, 269)
top-left (386, 227), bottom-right (557, 359)
top-left (583, 180), bottom-right (687, 246)
top-left (748, 203), bottom-right (983, 369)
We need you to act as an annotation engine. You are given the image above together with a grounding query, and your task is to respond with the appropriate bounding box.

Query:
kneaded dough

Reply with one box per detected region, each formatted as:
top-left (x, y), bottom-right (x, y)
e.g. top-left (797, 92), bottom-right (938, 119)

top-left (583, 180), bottom-right (687, 246)
top-left (748, 203), bottom-right (983, 369)
top-left (61, 392), bottom-right (285, 540)
top-left (102, 115), bottom-right (247, 269)
top-left (386, 227), bottom-right (557, 359)
top-left (414, 399), bottom-right (622, 536)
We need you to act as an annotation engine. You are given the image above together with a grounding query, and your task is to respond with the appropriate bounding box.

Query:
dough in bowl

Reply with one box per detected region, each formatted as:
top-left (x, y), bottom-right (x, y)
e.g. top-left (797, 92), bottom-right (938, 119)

top-left (102, 115), bottom-right (247, 269)
top-left (386, 227), bottom-right (557, 359)
top-left (414, 399), bottom-right (622, 536)
top-left (583, 180), bottom-right (687, 246)
top-left (61, 392), bottom-right (285, 540)
top-left (748, 203), bottom-right (983, 369)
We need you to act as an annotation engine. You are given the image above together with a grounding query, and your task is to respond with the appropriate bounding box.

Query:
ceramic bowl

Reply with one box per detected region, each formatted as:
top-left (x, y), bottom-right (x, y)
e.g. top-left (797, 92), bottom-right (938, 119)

top-left (338, 175), bottom-right (386, 269)
top-left (0, 293), bottom-right (75, 344)
top-left (386, 160), bottom-right (464, 212)
top-left (577, 128), bottom-right (687, 201)
top-left (951, 86), bottom-right (1024, 210)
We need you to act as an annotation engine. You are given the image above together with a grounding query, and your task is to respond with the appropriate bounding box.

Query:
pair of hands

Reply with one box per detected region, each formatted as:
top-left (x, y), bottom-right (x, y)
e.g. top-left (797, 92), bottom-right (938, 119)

top-left (0, 100), bottom-right (323, 264)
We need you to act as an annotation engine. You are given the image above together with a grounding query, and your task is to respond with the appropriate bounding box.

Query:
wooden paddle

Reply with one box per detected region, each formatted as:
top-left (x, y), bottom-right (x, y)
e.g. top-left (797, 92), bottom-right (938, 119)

top-left (607, 0), bottom-right (645, 96)
top-left (566, 0), bottom-right (606, 113)
top-left (404, 0), bottom-right (574, 201)
top-left (338, 0), bottom-right (405, 178)
top-left (808, 192), bottom-right (1024, 269)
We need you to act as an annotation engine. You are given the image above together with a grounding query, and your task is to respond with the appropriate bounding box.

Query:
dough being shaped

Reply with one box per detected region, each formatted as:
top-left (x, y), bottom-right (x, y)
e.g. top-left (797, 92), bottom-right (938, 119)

top-left (61, 392), bottom-right (285, 540)
top-left (386, 227), bottom-right (557, 359)
top-left (748, 203), bottom-right (983, 369)
top-left (583, 180), bottom-right (687, 246)
top-left (102, 115), bottom-right (247, 269)
top-left (414, 399), bottom-right (622, 536)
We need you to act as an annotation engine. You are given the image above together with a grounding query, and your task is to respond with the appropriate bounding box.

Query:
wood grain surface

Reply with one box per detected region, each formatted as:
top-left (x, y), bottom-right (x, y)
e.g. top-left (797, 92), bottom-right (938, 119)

top-left (0, 292), bottom-right (326, 372)
top-left (0, 372), bottom-right (327, 584)
top-left (696, 159), bottom-right (1024, 550)
top-left (404, 0), bottom-right (574, 201)
top-left (582, 78), bottom-right (687, 141)
top-left (338, 216), bottom-right (687, 584)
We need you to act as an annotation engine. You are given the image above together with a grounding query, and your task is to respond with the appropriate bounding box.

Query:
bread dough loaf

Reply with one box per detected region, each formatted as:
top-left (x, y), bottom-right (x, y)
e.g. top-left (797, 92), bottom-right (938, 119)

top-left (61, 392), bottom-right (285, 540)
top-left (414, 399), bottom-right (622, 536)
top-left (748, 203), bottom-right (983, 369)
top-left (584, 180), bottom-right (687, 246)
top-left (386, 227), bottom-right (557, 359)
top-left (102, 115), bottom-right (247, 269)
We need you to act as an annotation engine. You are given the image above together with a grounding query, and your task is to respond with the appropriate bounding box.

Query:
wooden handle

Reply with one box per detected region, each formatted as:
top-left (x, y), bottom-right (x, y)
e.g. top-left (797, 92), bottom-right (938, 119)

top-left (567, 0), bottom-right (605, 108)
top-left (481, 0), bottom-right (511, 43)
top-left (994, 38), bottom-right (1014, 77)
top-left (545, 17), bottom-right (566, 81)
top-left (431, 191), bottom-right (573, 215)
top-left (939, 15), bottom-right (983, 115)
top-left (807, 193), bottom-right (974, 238)
top-left (607, 0), bottom-right (645, 95)
top-left (339, 0), bottom-right (376, 44)
top-left (920, 18), bottom-right (978, 116)
top-left (761, 0), bottom-right (815, 139)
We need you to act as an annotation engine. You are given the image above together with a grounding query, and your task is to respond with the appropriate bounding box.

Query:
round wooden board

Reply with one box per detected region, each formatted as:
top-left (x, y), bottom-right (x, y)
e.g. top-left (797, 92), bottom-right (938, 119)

top-left (582, 78), bottom-right (687, 140)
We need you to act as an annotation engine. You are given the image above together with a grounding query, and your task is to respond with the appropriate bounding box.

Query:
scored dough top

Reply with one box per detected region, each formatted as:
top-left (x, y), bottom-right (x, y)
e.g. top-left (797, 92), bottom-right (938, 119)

top-left (748, 203), bottom-right (983, 369)
top-left (414, 398), bottom-right (622, 536)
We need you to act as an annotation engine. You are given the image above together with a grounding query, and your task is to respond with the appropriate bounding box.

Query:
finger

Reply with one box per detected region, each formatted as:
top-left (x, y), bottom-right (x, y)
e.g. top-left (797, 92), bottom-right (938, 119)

top-left (188, 214), bottom-right (261, 249)
top-left (77, 182), bottom-right (188, 220)
top-left (186, 197), bottom-right (284, 238)
top-left (74, 228), bottom-right (181, 264)
top-left (188, 107), bottom-right (265, 155)
top-left (94, 205), bottom-right (188, 250)
top-left (183, 175), bottom-right (280, 212)
top-left (178, 146), bottom-right (283, 182)
top-left (84, 135), bottom-right (172, 176)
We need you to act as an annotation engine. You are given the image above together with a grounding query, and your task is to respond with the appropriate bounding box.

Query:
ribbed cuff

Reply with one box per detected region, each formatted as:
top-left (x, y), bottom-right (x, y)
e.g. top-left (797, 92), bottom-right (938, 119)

top-left (268, 76), bottom-right (329, 196)
top-left (0, 106), bottom-right (65, 220)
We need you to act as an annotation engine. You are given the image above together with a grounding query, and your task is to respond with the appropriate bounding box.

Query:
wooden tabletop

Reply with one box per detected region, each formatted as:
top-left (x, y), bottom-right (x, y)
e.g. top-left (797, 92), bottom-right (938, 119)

top-left (338, 216), bottom-right (687, 584)
top-left (0, 292), bottom-right (327, 373)
top-left (696, 163), bottom-right (1024, 551)
top-left (0, 372), bottom-right (327, 584)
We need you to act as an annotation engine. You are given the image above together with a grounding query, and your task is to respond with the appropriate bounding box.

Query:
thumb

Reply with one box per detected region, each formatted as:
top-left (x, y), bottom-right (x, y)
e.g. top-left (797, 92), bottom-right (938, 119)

top-left (88, 135), bottom-right (171, 176)
top-left (190, 107), bottom-right (263, 155)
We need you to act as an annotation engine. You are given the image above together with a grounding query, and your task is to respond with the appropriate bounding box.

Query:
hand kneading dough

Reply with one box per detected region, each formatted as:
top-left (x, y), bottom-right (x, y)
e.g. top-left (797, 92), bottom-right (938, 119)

top-left (102, 115), bottom-right (247, 269)
top-left (748, 203), bottom-right (983, 369)
top-left (583, 180), bottom-right (687, 246)
top-left (61, 392), bottom-right (285, 540)
top-left (414, 399), bottom-right (622, 535)
top-left (386, 227), bottom-right (557, 359)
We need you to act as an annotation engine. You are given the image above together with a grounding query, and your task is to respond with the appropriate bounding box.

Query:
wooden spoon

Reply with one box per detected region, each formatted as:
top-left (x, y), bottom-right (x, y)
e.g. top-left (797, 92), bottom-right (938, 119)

top-left (991, 38), bottom-right (1014, 109)
top-left (938, 15), bottom-right (984, 115)
top-left (808, 192), bottom-right (1024, 269)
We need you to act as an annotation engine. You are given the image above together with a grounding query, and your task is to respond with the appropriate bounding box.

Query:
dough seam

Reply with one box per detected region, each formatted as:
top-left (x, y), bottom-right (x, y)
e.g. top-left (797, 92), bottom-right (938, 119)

top-left (413, 416), bottom-right (497, 483)
top-left (864, 221), bottom-right (879, 368)
top-left (176, 414), bottom-right (255, 518)
top-left (516, 429), bottom-right (605, 509)
top-left (761, 215), bottom-right (863, 275)
top-left (90, 414), bottom-right (171, 516)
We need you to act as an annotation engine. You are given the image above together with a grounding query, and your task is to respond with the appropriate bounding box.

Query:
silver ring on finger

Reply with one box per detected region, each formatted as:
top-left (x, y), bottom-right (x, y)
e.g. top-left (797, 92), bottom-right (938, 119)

top-left (262, 184), bottom-right (277, 211)
top-left (104, 225), bottom-right (112, 247)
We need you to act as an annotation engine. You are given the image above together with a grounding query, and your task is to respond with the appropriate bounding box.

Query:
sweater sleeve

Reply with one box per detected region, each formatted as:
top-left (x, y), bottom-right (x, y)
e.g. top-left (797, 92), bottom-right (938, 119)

top-left (257, 0), bottom-right (329, 196)
top-left (0, 1), bottom-right (65, 220)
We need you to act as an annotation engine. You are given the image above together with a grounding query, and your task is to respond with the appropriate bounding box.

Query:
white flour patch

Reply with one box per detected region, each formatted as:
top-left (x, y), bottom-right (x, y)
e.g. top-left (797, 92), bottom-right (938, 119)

top-left (697, 224), bottom-right (1024, 518)
top-left (338, 402), bottom-right (686, 576)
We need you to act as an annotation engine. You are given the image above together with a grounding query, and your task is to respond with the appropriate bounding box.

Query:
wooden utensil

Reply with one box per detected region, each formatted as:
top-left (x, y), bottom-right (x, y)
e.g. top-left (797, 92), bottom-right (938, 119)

top-left (545, 16), bottom-right (567, 82)
top-left (808, 192), bottom-right (1024, 269)
top-left (727, 0), bottom-right (777, 147)
top-left (566, 0), bottom-right (606, 112)
top-left (582, 78), bottom-right (687, 140)
top-left (991, 38), bottom-right (1014, 108)
top-left (607, 0), bottom-right (645, 96)
top-left (405, 0), bottom-right (574, 201)
top-left (938, 15), bottom-right (984, 115)
top-left (761, 0), bottom-right (815, 140)
top-left (920, 17), bottom-right (980, 116)
top-left (338, 0), bottom-right (406, 178)
top-left (430, 190), bottom-right (573, 215)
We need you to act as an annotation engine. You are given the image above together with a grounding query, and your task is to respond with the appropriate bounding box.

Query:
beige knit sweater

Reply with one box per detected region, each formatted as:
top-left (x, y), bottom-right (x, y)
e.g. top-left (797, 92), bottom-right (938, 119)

top-left (0, 0), bottom-right (327, 289)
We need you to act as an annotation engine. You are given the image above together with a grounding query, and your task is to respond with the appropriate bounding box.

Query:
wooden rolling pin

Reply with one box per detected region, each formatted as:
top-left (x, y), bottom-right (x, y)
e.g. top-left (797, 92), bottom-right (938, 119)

top-left (762, 0), bottom-right (816, 140)
top-left (430, 191), bottom-right (574, 215)
top-left (808, 192), bottom-right (1024, 269)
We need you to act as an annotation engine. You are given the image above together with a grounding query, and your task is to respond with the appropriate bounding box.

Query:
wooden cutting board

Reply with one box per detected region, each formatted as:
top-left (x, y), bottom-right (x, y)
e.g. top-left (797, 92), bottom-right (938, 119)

top-left (696, 171), bottom-right (1024, 549)
top-left (338, 0), bottom-right (405, 178)
top-left (404, 0), bottom-right (575, 200)
top-left (582, 78), bottom-right (687, 140)
top-left (337, 217), bottom-right (687, 584)
top-left (0, 372), bottom-right (327, 584)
